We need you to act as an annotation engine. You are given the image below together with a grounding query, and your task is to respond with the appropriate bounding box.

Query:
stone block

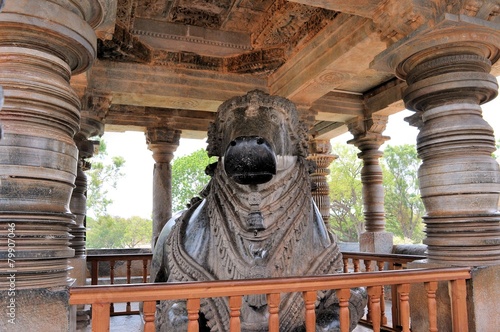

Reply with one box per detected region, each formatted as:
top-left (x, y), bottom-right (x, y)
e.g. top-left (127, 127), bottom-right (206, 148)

top-left (359, 231), bottom-right (393, 253)
top-left (0, 287), bottom-right (72, 332)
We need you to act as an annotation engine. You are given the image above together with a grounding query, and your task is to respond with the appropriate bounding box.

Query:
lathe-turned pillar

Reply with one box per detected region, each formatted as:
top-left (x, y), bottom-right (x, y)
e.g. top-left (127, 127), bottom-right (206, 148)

top-left (146, 127), bottom-right (181, 246)
top-left (375, 24), bottom-right (500, 267)
top-left (372, 12), bottom-right (500, 331)
top-left (0, 1), bottom-right (100, 330)
top-left (70, 90), bottom-right (110, 328)
top-left (347, 115), bottom-right (393, 253)
top-left (308, 139), bottom-right (338, 225)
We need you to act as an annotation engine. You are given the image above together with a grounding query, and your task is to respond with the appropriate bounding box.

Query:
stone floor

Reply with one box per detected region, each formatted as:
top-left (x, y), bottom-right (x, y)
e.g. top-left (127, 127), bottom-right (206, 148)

top-left (77, 302), bottom-right (388, 331)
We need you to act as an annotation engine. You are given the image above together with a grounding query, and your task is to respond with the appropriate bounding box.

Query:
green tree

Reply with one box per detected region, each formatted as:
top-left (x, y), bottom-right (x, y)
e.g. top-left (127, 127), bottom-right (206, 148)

top-left (328, 143), bottom-right (364, 242)
top-left (87, 215), bottom-right (152, 249)
top-left (122, 216), bottom-right (152, 248)
top-left (382, 144), bottom-right (425, 243)
top-left (171, 148), bottom-right (216, 212)
top-left (86, 215), bottom-right (126, 249)
top-left (86, 139), bottom-right (125, 218)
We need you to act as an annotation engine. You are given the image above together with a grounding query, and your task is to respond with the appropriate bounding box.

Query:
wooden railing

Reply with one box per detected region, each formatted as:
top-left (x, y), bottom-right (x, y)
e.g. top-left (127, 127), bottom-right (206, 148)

top-left (341, 251), bottom-right (426, 330)
top-left (83, 251), bottom-right (425, 324)
top-left (86, 253), bottom-right (152, 315)
top-left (71, 267), bottom-right (471, 332)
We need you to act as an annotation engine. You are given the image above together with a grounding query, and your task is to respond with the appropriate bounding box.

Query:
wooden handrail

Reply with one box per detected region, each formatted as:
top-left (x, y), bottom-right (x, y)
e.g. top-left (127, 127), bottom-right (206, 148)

top-left (71, 267), bottom-right (470, 304)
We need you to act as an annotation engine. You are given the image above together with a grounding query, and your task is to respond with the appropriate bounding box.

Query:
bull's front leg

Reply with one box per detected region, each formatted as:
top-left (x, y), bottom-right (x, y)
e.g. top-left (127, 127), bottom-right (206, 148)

top-left (156, 300), bottom-right (188, 332)
top-left (315, 288), bottom-right (367, 332)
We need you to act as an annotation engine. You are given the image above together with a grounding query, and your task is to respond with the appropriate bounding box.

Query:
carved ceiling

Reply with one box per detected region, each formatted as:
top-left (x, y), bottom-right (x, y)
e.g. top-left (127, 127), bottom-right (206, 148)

top-left (84, 0), bottom-right (500, 139)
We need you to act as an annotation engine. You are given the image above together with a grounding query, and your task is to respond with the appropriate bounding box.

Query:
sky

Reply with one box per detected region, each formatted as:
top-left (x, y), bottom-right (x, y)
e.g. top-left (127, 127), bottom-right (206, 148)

top-left (103, 96), bottom-right (500, 219)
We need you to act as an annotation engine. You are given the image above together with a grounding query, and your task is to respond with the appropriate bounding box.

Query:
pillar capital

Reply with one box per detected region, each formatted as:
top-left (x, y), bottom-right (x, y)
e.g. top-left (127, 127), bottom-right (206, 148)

top-left (146, 127), bottom-right (181, 163)
top-left (346, 114), bottom-right (390, 151)
top-left (372, 13), bottom-right (500, 80)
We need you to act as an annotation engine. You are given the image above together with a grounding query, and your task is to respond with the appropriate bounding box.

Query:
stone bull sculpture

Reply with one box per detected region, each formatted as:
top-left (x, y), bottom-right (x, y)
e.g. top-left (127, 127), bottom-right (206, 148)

top-left (151, 90), bottom-right (366, 331)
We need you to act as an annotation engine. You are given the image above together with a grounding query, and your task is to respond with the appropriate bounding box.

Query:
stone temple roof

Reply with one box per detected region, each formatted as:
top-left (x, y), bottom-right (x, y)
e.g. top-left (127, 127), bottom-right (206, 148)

top-left (77, 0), bottom-right (500, 139)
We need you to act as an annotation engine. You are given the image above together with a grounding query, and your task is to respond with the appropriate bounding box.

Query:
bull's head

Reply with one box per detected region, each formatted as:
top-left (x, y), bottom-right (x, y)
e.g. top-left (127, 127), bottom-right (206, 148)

top-left (207, 90), bottom-right (309, 186)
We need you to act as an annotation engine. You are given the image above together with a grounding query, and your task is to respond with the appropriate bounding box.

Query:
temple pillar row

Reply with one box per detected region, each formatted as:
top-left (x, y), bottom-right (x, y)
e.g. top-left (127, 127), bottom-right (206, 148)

top-left (0, 1), bottom-right (101, 331)
top-left (347, 115), bottom-right (393, 253)
top-left (146, 127), bottom-right (181, 247)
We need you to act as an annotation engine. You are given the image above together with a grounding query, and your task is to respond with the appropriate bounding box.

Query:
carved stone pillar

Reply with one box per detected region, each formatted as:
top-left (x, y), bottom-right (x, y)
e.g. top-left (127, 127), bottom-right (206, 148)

top-left (372, 11), bottom-right (500, 331)
top-left (146, 127), bottom-right (181, 246)
top-left (0, 1), bottom-right (100, 331)
top-left (71, 90), bottom-right (110, 327)
top-left (347, 115), bottom-right (393, 253)
top-left (308, 139), bottom-right (338, 225)
top-left (375, 20), bottom-right (500, 266)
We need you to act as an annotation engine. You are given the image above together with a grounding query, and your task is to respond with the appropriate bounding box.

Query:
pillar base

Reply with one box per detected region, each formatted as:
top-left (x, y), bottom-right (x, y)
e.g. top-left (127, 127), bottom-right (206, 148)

top-left (0, 286), bottom-right (74, 332)
top-left (359, 231), bottom-right (393, 253)
top-left (408, 260), bottom-right (500, 331)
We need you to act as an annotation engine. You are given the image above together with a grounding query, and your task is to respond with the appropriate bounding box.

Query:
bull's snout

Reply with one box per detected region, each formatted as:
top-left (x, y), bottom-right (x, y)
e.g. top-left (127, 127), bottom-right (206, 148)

top-left (223, 136), bottom-right (277, 185)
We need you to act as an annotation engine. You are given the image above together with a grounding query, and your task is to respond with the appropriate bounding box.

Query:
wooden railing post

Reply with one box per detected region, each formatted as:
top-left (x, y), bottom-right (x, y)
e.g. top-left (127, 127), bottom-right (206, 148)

top-left (126, 260), bottom-right (132, 312)
top-left (267, 293), bottom-right (280, 332)
top-left (449, 279), bottom-right (469, 332)
top-left (92, 302), bottom-right (111, 332)
top-left (353, 259), bottom-right (360, 272)
top-left (367, 286), bottom-right (382, 332)
top-left (303, 291), bottom-right (316, 332)
top-left (91, 260), bottom-right (98, 285)
top-left (376, 261), bottom-right (388, 325)
top-left (229, 296), bottom-right (242, 331)
top-left (143, 259), bottom-right (149, 282)
top-left (143, 300), bottom-right (156, 332)
top-left (391, 263), bottom-right (403, 329)
top-left (397, 283), bottom-right (411, 332)
top-left (187, 298), bottom-right (201, 332)
top-left (337, 288), bottom-right (351, 332)
top-left (343, 257), bottom-right (349, 273)
top-left (425, 281), bottom-right (438, 332)
top-left (110, 260), bottom-right (115, 314)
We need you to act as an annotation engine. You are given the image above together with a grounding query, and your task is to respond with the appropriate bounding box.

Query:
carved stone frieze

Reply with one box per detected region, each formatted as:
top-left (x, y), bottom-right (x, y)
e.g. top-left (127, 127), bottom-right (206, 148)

top-left (116, 0), bottom-right (136, 27)
top-left (372, 0), bottom-right (500, 45)
top-left (152, 50), bottom-right (224, 70)
top-left (225, 48), bottom-right (286, 75)
top-left (98, 23), bottom-right (152, 62)
top-left (252, 0), bottom-right (337, 51)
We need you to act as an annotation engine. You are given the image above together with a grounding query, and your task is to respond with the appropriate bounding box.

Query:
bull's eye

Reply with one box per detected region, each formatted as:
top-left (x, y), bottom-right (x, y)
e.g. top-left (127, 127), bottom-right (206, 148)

top-left (257, 137), bottom-right (264, 145)
top-left (230, 140), bottom-right (237, 146)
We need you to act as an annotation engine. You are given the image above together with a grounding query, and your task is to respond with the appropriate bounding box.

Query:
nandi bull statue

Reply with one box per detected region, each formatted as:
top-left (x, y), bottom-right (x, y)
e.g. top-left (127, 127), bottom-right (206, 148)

top-left (151, 90), bottom-right (366, 331)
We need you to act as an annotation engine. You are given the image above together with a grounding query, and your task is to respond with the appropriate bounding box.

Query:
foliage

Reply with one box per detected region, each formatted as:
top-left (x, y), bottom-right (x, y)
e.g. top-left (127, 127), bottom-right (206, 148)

top-left (171, 148), bottom-right (217, 213)
top-left (328, 143), bottom-right (364, 242)
top-left (85, 138), bottom-right (152, 249)
top-left (382, 145), bottom-right (425, 243)
top-left (86, 215), bottom-right (151, 249)
top-left (86, 139), bottom-right (125, 218)
top-left (328, 142), bottom-right (425, 244)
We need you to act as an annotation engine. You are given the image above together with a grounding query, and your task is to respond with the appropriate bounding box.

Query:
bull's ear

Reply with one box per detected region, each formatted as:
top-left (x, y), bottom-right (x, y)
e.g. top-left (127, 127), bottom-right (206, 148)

top-left (205, 162), bottom-right (218, 177)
